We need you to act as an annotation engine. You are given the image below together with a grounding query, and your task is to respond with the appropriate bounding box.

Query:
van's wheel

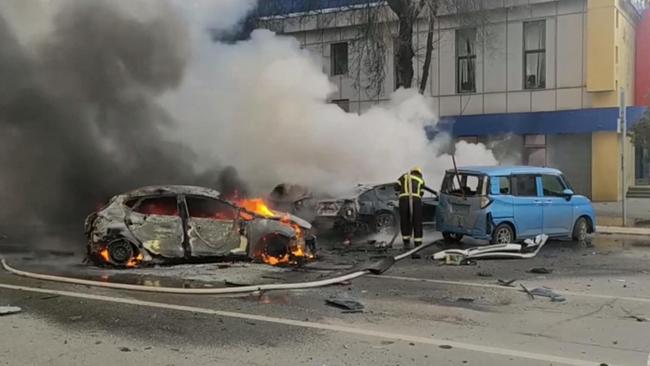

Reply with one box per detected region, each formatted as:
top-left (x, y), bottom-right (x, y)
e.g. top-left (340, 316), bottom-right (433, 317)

top-left (491, 224), bottom-right (514, 244)
top-left (442, 232), bottom-right (463, 242)
top-left (572, 217), bottom-right (588, 243)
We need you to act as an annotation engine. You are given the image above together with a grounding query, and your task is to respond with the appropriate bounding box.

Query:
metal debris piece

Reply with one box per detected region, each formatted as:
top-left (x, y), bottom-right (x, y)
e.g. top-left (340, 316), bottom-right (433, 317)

top-left (497, 279), bottom-right (517, 287)
top-left (326, 298), bottom-right (364, 312)
top-left (519, 284), bottom-right (535, 300)
top-left (529, 287), bottom-right (566, 302)
top-left (0, 306), bottom-right (22, 316)
top-left (476, 272), bottom-right (492, 277)
top-left (433, 234), bottom-right (549, 261)
top-left (439, 345), bottom-right (453, 349)
top-left (622, 307), bottom-right (648, 322)
top-left (528, 267), bottom-right (553, 274)
top-left (456, 297), bottom-right (475, 303)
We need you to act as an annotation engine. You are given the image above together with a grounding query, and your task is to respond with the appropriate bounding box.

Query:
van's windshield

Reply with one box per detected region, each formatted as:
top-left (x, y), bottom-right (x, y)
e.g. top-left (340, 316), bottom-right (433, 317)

top-left (441, 172), bottom-right (487, 197)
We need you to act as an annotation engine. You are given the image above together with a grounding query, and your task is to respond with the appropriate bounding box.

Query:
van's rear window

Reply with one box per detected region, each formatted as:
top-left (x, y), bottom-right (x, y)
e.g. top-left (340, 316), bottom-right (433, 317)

top-left (441, 173), bottom-right (487, 196)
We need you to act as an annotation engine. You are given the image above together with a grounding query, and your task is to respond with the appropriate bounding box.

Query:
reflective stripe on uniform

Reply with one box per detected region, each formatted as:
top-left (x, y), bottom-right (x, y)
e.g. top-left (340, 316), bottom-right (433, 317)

top-left (413, 238), bottom-right (423, 242)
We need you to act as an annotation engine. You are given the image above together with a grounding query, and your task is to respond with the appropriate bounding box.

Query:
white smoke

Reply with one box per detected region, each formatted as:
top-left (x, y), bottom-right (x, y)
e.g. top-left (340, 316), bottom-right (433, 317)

top-left (163, 3), bottom-right (497, 194)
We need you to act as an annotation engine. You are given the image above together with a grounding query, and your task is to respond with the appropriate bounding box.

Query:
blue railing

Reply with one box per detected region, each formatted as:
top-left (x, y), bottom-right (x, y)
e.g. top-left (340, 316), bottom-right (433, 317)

top-left (257, 0), bottom-right (376, 16)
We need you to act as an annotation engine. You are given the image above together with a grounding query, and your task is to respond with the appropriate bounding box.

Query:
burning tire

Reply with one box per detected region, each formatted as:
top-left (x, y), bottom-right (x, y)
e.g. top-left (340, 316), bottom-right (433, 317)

top-left (107, 240), bottom-right (134, 265)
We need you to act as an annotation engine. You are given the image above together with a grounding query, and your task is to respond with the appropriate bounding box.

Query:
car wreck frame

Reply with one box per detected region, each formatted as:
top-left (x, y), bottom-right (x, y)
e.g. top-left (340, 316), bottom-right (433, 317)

top-left (85, 185), bottom-right (315, 268)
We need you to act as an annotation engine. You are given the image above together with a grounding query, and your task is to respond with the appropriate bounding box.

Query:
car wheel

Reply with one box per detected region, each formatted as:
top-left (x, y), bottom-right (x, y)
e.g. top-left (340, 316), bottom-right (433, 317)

top-left (572, 217), bottom-right (588, 243)
top-left (374, 212), bottom-right (397, 233)
top-left (491, 223), bottom-right (514, 244)
top-left (107, 240), bottom-right (134, 265)
top-left (442, 232), bottom-right (463, 242)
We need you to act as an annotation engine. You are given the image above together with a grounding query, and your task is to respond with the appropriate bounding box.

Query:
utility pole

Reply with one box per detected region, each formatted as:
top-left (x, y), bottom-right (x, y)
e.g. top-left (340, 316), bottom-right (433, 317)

top-left (619, 89), bottom-right (627, 227)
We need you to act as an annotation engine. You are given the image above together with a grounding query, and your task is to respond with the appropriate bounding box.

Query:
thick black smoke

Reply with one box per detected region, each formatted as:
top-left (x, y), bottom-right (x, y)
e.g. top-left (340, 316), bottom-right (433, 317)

top-left (0, 1), bottom-right (245, 243)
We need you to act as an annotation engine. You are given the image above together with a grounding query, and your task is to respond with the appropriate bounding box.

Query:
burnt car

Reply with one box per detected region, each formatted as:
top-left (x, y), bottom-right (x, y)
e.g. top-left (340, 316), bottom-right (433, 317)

top-left (315, 183), bottom-right (438, 233)
top-left (85, 185), bottom-right (315, 268)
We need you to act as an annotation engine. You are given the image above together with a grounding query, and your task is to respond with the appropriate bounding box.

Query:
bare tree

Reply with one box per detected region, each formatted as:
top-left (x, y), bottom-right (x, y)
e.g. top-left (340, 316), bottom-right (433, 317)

top-left (255, 0), bottom-right (489, 99)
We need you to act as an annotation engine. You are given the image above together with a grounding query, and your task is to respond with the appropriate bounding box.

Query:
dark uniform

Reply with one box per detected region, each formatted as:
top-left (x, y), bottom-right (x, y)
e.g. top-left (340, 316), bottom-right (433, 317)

top-left (396, 168), bottom-right (435, 249)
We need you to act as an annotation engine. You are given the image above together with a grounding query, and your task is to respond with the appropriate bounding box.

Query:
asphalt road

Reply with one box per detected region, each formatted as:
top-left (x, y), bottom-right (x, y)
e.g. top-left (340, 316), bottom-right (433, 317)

top-left (2, 232), bottom-right (650, 366)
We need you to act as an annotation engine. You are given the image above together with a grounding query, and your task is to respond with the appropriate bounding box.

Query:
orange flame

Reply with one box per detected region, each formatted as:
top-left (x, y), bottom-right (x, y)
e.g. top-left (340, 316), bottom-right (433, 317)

top-left (99, 248), bottom-right (110, 263)
top-left (235, 198), bottom-right (314, 266)
top-left (97, 247), bottom-right (143, 268)
top-left (236, 198), bottom-right (276, 218)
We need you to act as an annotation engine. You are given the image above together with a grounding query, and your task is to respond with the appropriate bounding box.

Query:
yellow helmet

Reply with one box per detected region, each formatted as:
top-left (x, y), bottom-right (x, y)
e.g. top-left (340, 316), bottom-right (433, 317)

top-left (410, 166), bottom-right (423, 175)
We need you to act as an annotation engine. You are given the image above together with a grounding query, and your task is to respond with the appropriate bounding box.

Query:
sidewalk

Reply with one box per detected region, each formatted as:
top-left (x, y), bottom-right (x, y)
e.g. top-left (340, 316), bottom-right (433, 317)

top-left (593, 198), bottom-right (650, 227)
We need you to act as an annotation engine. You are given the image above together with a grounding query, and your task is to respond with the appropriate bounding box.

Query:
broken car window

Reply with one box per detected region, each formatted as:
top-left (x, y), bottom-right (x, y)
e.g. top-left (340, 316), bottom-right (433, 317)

top-left (133, 196), bottom-right (179, 216)
top-left (512, 175), bottom-right (538, 197)
top-left (186, 197), bottom-right (237, 220)
top-left (442, 173), bottom-right (485, 196)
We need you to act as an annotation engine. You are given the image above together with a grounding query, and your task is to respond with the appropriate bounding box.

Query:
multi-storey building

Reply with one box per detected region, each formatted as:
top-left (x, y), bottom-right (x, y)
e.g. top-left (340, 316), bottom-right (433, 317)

top-left (258, 0), bottom-right (649, 201)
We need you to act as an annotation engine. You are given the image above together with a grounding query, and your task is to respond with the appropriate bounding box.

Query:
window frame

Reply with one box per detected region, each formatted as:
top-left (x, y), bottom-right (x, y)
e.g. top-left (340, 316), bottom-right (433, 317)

top-left (130, 195), bottom-right (181, 217)
top-left (456, 28), bottom-right (477, 94)
top-left (511, 174), bottom-right (540, 197)
top-left (541, 174), bottom-right (568, 197)
top-left (523, 20), bottom-right (546, 90)
top-left (184, 195), bottom-right (239, 221)
top-left (330, 42), bottom-right (349, 76)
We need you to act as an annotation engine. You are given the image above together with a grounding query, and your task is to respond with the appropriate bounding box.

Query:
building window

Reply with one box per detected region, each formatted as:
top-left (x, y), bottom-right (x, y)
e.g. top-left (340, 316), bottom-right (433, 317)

top-left (524, 134), bottom-right (546, 166)
top-left (331, 99), bottom-right (350, 112)
top-left (456, 28), bottom-right (477, 93)
top-left (330, 42), bottom-right (348, 76)
top-left (524, 20), bottom-right (546, 89)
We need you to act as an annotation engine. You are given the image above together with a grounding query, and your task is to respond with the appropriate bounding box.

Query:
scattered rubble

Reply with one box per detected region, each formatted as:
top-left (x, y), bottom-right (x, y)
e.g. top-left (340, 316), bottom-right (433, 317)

top-left (529, 287), bottom-right (566, 302)
top-left (0, 306), bottom-right (22, 316)
top-left (326, 298), bottom-right (364, 313)
top-left (498, 279), bottom-right (517, 287)
top-left (527, 267), bottom-right (553, 274)
top-left (433, 234), bottom-right (549, 263)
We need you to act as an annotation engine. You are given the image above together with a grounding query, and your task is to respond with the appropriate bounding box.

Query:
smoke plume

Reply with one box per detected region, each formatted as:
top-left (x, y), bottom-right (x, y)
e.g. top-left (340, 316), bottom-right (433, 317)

top-left (0, 0), bottom-right (496, 243)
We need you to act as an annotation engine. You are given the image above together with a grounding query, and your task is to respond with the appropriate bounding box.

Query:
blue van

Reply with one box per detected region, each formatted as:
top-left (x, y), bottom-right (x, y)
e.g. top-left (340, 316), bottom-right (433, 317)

top-left (436, 166), bottom-right (595, 244)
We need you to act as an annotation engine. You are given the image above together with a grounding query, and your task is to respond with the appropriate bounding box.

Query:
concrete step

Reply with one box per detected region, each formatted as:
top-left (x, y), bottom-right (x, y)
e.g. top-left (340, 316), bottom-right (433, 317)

top-left (626, 186), bottom-right (650, 198)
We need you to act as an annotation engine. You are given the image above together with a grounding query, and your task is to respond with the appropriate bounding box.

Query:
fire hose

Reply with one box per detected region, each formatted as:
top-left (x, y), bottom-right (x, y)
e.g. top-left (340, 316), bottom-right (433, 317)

top-left (0, 241), bottom-right (433, 295)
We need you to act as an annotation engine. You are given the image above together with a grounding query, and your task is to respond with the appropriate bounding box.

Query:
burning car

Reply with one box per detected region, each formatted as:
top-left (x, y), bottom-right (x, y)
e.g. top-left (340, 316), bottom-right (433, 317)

top-left (85, 185), bottom-right (315, 268)
top-left (315, 183), bottom-right (438, 234)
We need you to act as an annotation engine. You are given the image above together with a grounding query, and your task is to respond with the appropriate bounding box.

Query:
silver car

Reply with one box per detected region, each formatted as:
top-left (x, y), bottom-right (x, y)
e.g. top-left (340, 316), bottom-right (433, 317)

top-left (85, 185), bottom-right (315, 267)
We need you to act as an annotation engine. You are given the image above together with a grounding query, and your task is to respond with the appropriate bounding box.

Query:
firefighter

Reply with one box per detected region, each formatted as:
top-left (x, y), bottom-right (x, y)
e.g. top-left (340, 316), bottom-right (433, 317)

top-left (396, 167), bottom-right (437, 250)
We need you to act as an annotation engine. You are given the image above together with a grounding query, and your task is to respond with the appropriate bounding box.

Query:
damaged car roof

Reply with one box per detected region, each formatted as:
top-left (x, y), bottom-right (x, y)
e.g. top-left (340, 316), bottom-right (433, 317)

top-left (123, 185), bottom-right (222, 199)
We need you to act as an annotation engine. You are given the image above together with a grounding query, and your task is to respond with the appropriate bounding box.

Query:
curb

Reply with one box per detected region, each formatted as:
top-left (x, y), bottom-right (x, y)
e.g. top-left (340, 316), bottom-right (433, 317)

top-left (596, 225), bottom-right (650, 236)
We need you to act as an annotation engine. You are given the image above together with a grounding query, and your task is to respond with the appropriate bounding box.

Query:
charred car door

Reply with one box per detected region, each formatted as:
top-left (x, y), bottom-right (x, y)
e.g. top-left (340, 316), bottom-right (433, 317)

top-left (125, 195), bottom-right (185, 258)
top-left (183, 196), bottom-right (242, 257)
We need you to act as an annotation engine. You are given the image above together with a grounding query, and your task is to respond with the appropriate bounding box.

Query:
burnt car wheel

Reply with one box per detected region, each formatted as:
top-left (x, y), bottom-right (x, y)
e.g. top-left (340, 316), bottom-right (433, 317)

top-left (373, 211), bottom-right (397, 233)
top-left (442, 232), bottom-right (463, 242)
top-left (491, 223), bottom-right (515, 244)
top-left (107, 240), bottom-right (134, 265)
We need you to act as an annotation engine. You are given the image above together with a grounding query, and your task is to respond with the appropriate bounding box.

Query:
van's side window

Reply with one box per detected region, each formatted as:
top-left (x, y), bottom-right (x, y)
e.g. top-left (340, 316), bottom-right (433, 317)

top-left (541, 174), bottom-right (566, 197)
top-left (512, 175), bottom-right (537, 196)
top-left (498, 177), bottom-right (511, 195)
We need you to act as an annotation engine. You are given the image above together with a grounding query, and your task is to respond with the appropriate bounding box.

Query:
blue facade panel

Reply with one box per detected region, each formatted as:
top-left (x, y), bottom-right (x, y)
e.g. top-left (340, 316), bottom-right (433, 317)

top-left (430, 107), bottom-right (648, 137)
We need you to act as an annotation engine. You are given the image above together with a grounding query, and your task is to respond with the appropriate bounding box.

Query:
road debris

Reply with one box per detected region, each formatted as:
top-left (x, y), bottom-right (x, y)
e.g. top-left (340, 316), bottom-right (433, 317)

top-left (439, 345), bottom-right (453, 349)
top-left (0, 306), bottom-right (22, 316)
top-left (529, 287), bottom-right (566, 302)
top-left (456, 297), bottom-right (475, 303)
top-left (433, 234), bottom-right (549, 262)
top-left (622, 307), bottom-right (649, 322)
top-left (527, 267), bottom-right (553, 274)
top-left (476, 272), bottom-right (492, 277)
top-left (497, 279), bottom-right (517, 287)
top-left (326, 298), bottom-right (364, 312)
top-left (520, 284), bottom-right (535, 300)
